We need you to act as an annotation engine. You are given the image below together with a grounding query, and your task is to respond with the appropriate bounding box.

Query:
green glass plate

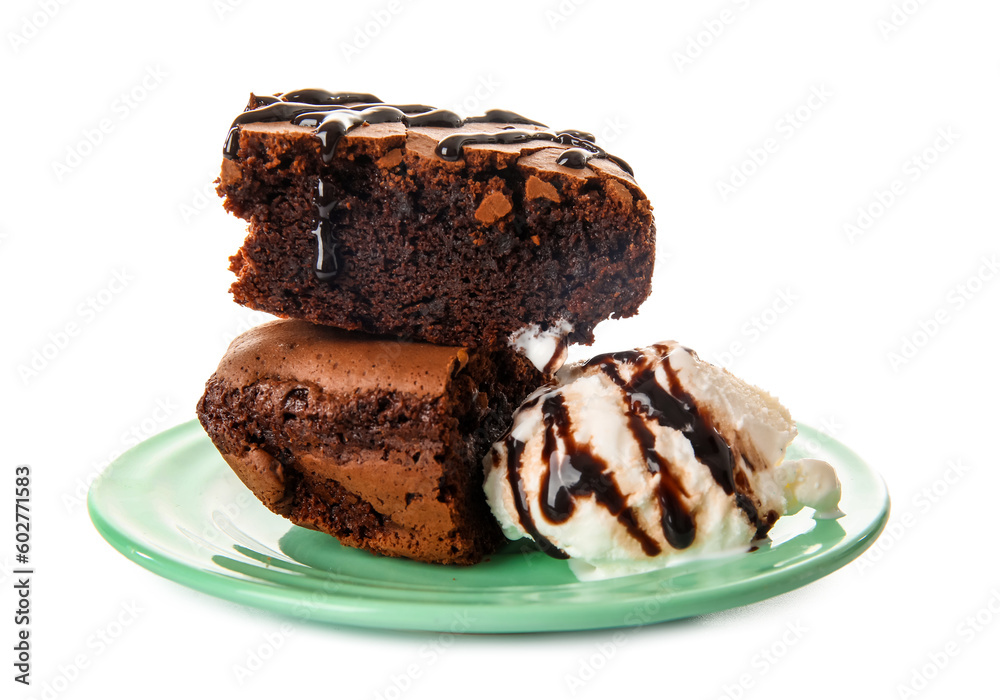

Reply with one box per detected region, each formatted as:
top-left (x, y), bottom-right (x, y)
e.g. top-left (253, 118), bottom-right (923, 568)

top-left (89, 420), bottom-right (889, 633)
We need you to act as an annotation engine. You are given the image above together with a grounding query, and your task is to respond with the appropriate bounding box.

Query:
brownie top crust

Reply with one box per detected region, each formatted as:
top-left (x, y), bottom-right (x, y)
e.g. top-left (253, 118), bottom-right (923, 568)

top-left (219, 90), bottom-right (649, 230)
top-left (217, 90), bottom-right (656, 348)
top-left (222, 120), bottom-right (640, 191)
top-left (221, 89), bottom-right (636, 180)
top-left (215, 318), bottom-right (470, 398)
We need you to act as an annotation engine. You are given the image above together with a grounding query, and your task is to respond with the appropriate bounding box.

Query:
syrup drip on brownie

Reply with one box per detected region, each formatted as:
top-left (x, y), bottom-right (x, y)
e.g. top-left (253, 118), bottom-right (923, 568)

top-left (434, 130), bottom-right (634, 175)
top-left (222, 89), bottom-right (634, 283)
top-left (222, 89), bottom-right (633, 174)
top-left (313, 180), bottom-right (340, 282)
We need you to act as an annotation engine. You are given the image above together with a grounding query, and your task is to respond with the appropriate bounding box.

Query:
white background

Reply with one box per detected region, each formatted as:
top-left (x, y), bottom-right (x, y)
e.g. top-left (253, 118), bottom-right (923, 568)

top-left (2, 0), bottom-right (998, 698)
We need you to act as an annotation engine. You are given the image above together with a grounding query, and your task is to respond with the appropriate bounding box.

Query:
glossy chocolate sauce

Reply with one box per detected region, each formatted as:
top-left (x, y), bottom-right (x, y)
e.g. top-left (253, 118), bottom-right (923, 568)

top-left (504, 437), bottom-right (569, 559)
top-left (539, 393), bottom-right (662, 557)
top-left (503, 347), bottom-right (767, 559)
top-left (224, 89), bottom-right (633, 172)
top-left (623, 406), bottom-right (696, 550)
top-left (586, 347), bottom-right (762, 532)
top-left (542, 336), bottom-right (569, 376)
top-left (435, 130), bottom-right (634, 176)
top-left (313, 180), bottom-right (340, 282)
top-left (223, 90), bottom-right (634, 283)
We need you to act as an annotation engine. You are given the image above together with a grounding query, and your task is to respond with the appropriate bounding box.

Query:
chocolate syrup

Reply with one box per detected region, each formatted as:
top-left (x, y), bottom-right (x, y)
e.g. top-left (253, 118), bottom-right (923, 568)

top-left (223, 90), bottom-right (634, 172)
top-left (434, 129), bottom-right (634, 175)
top-left (465, 109), bottom-right (547, 127)
top-left (555, 148), bottom-right (593, 169)
top-left (585, 348), bottom-right (762, 537)
top-left (661, 357), bottom-right (762, 529)
top-left (586, 348), bottom-right (735, 492)
top-left (623, 408), bottom-right (696, 550)
top-left (539, 394), bottom-right (661, 557)
top-left (313, 180), bottom-right (340, 281)
top-left (504, 438), bottom-right (569, 559)
top-left (503, 347), bottom-right (768, 560)
top-left (542, 337), bottom-right (568, 376)
top-left (222, 89), bottom-right (635, 284)
top-left (280, 89), bottom-right (382, 105)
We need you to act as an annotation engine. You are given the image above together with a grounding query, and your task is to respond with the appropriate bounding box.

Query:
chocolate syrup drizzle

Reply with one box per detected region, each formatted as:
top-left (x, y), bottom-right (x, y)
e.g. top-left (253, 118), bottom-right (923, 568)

top-left (504, 347), bottom-right (763, 559)
top-left (223, 89), bottom-right (632, 173)
top-left (505, 436), bottom-right (569, 559)
top-left (587, 347), bottom-right (761, 532)
top-left (434, 130), bottom-right (633, 175)
top-left (542, 336), bottom-right (569, 376)
top-left (540, 394), bottom-right (662, 557)
top-left (313, 180), bottom-right (340, 282)
top-left (223, 89), bottom-right (634, 284)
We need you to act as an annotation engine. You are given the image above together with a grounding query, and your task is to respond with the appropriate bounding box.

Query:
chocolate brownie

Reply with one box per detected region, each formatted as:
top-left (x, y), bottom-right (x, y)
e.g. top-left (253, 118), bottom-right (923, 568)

top-left (217, 90), bottom-right (655, 347)
top-left (196, 319), bottom-right (542, 564)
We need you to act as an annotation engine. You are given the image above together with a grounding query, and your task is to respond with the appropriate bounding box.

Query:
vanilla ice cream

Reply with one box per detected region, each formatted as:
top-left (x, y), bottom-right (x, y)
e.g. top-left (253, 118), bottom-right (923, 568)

top-left (510, 319), bottom-right (573, 374)
top-left (483, 342), bottom-right (842, 580)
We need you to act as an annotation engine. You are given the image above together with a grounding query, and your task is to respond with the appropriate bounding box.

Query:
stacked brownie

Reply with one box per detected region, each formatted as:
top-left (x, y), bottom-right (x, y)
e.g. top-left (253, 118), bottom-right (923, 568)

top-left (197, 90), bottom-right (656, 564)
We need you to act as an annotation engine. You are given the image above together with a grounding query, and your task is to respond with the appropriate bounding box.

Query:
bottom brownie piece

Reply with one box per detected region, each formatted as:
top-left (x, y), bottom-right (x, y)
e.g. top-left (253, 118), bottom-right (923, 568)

top-left (196, 319), bottom-right (542, 564)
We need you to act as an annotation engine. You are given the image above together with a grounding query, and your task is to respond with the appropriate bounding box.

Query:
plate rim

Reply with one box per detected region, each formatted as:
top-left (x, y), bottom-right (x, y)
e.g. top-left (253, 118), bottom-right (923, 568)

top-left (88, 420), bottom-right (890, 633)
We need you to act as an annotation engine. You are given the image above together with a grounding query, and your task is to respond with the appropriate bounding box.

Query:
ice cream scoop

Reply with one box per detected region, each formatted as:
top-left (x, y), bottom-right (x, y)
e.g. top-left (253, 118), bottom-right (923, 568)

top-left (483, 342), bottom-right (841, 580)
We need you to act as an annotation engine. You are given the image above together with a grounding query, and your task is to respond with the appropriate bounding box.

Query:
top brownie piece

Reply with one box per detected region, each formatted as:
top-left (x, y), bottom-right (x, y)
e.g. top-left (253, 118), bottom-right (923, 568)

top-left (218, 91), bottom-right (656, 347)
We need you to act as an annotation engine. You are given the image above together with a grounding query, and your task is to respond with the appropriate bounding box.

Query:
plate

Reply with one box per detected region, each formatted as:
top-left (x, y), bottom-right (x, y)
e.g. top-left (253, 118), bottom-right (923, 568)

top-left (89, 420), bottom-right (889, 633)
